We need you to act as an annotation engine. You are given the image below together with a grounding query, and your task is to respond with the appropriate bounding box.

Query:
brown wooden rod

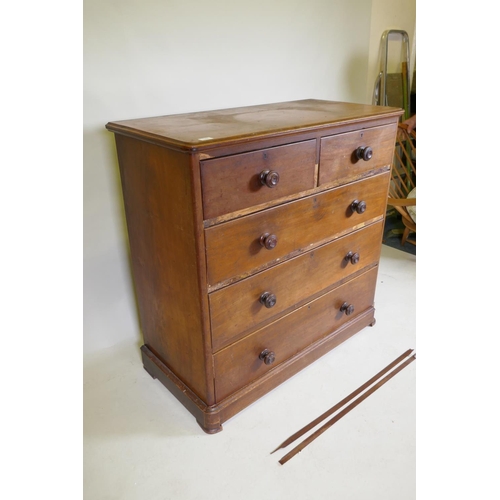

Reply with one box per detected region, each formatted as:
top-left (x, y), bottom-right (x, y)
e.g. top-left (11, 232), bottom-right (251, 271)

top-left (278, 353), bottom-right (416, 465)
top-left (271, 348), bottom-right (414, 454)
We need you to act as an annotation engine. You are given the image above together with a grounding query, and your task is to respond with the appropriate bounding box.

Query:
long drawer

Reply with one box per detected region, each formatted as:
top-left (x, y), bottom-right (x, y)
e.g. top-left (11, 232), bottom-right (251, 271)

top-left (205, 171), bottom-right (390, 287)
top-left (213, 267), bottom-right (379, 401)
top-left (319, 124), bottom-right (396, 186)
top-left (201, 140), bottom-right (316, 220)
top-left (210, 220), bottom-right (383, 351)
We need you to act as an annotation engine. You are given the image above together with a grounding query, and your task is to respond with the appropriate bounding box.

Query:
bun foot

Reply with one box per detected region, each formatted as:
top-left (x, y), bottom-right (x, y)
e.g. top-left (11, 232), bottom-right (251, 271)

top-left (197, 419), bottom-right (223, 434)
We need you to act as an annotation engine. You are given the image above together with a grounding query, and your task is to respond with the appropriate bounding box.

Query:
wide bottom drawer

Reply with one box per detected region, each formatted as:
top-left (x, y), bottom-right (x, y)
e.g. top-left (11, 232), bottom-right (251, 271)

top-left (213, 266), bottom-right (378, 401)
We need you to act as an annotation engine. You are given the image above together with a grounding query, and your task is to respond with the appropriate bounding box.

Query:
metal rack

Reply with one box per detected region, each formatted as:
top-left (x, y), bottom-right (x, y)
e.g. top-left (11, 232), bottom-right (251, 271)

top-left (372, 29), bottom-right (411, 119)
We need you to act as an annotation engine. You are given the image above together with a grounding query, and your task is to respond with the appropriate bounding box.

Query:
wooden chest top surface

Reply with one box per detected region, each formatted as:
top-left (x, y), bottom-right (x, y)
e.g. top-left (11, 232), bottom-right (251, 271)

top-left (105, 99), bottom-right (402, 149)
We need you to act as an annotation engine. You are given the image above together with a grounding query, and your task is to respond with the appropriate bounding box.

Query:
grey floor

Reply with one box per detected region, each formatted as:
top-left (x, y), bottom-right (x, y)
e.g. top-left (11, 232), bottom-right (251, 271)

top-left (84, 244), bottom-right (416, 500)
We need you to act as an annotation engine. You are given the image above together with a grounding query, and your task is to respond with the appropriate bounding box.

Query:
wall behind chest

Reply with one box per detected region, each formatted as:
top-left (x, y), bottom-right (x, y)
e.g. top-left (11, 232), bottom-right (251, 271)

top-left (83, 0), bottom-right (374, 354)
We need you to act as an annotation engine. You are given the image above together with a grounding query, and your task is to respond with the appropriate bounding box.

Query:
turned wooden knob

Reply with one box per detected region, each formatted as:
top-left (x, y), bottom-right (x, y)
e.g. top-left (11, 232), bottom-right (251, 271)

top-left (344, 251), bottom-right (360, 265)
top-left (259, 233), bottom-right (278, 250)
top-left (350, 199), bottom-right (366, 214)
top-left (355, 146), bottom-right (373, 161)
top-left (340, 302), bottom-right (355, 316)
top-left (260, 291), bottom-right (277, 308)
top-left (259, 349), bottom-right (276, 365)
top-left (259, 169), bottom-right (280, 188)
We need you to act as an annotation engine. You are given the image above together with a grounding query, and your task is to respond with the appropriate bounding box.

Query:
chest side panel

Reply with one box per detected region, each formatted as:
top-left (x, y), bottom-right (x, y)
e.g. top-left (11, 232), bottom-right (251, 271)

top-left (115, 135), bottom-right (211, 403)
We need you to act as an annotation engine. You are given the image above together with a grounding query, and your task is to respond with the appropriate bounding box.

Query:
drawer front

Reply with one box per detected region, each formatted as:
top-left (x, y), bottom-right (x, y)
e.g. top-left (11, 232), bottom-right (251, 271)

top-left (214, 267), bottom-right (378, 401)
top-left (319, 124), bottom-right (397, 186)
top-left (210, 220), bottom-right (383, 351)
top-left (201, 140), bottom-right (316, 220)
top-left (205, 171), bottom-right (390, 287)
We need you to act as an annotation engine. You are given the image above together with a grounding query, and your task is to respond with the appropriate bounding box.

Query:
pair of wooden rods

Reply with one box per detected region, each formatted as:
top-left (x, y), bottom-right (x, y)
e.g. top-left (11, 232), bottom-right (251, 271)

top-left (274, 349), bottom-right (416, 465)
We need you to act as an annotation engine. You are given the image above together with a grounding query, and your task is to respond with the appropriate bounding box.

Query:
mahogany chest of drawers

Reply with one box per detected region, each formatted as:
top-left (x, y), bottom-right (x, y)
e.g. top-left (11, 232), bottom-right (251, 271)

top-left (106, 99), bottom-right (402, 433)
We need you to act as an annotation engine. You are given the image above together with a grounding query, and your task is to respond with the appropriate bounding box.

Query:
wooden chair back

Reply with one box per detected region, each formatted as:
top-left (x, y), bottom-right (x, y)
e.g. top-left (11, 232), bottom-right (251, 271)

top-left (387, 123), bottom-right (416, 245)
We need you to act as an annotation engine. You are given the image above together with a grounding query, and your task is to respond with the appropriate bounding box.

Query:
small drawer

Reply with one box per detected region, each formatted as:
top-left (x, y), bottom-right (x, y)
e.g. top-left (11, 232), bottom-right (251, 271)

top-left (213, 267), bottom-right (378, 401)
top-left (319, 124), bottom-right (397, 186)
top-left (205, 171), bottom-right (390, 287)
top-left (210, 220), bottom-right (383, 352)
top-left (200, 140), bottom-right (316, 220)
